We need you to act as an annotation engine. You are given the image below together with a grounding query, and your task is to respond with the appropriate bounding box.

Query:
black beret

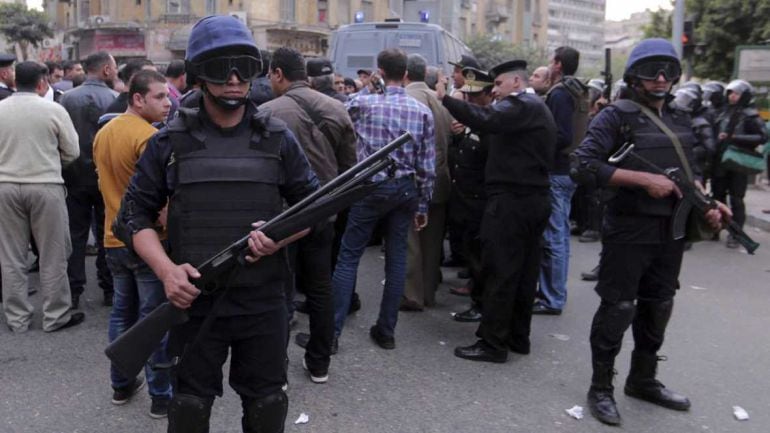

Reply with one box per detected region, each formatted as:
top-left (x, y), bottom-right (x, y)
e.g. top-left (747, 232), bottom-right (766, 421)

top-left (0, 53), bottom-right (16, 67)
top-left (448, 54), bottom-right (481, 70)
top-left (489, 60), bottom-right (528, 79)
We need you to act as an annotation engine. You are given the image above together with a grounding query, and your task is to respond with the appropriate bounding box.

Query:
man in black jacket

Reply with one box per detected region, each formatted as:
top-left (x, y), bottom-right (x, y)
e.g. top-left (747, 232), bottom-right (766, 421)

top-left (438, 59), bottom-right (555, 363)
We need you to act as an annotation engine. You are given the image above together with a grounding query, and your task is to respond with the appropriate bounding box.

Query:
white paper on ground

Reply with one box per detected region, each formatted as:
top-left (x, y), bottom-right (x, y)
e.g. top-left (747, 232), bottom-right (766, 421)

top-left (295, 413), bottom-right (310, 424)
top-left (565, 405), bottom-right (584, 420)
top-left (733, 406), bottom-right (749, 421)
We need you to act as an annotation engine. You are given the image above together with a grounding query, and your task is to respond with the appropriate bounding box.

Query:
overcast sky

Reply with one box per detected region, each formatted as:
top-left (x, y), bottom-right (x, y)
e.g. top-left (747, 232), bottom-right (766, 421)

top-left (28, 0), bottom-right (672, 23)
top-left (606, 0), bottom-right (673, 21)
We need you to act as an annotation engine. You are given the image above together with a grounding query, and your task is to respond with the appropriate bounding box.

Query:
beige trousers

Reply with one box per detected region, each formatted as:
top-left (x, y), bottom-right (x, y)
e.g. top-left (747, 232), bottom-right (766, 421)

top-left (0, 183), bottom-right (73, 332)
top-left (404, 203), bottom-right (447, 307)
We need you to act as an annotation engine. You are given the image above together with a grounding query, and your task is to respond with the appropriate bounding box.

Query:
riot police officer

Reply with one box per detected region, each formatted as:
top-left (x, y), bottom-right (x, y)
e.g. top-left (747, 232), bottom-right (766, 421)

top-left (115, 15), bottom-right (318, 433)
top-left (571, 39), bottom-right (728, 426)
top-left (671, 85), bottom-right (717, 178)
top-left (712, 79), bottom-right (768, 248)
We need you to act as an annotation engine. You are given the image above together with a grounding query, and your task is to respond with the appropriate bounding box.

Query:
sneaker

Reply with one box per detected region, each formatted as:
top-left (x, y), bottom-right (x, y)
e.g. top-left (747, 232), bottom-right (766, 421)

top-left (726, 236), bottom-right (739, 249)
top-left (149, 397), bottom-right (170, 419)
top-left (302, 358), bottom-right (329, 384)
top-left (112, 377), bottom-right (146, 405)
top-left (369, 325), bottom-right (395, 350)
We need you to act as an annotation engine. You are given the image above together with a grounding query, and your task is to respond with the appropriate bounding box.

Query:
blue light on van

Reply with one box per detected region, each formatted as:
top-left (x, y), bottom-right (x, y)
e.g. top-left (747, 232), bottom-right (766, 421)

top-left (419, 10), bottom-right (430, 23)
top-left (354, 11), bottom-right (365, 23)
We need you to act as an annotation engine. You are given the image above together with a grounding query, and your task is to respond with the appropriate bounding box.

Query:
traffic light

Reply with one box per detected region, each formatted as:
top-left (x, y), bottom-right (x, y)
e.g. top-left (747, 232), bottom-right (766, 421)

top-left (682, 20), bottom-right (695, 57)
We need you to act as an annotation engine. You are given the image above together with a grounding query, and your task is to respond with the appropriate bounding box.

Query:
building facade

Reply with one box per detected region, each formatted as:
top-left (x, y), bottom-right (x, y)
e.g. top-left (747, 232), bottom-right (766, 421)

top-left (547, 0), bottom-right (605, 72)
top-left (40, 0), bottom-right (549, 63)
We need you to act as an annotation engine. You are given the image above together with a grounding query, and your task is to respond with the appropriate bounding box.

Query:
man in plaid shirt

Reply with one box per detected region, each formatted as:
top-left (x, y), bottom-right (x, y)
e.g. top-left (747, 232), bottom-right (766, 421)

top-left (332, 48), bottom-right (436, 351)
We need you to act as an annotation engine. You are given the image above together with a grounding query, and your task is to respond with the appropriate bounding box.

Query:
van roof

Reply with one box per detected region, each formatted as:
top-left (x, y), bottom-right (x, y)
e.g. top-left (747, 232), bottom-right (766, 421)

top-left (336, 22), bottom-right (446, 32)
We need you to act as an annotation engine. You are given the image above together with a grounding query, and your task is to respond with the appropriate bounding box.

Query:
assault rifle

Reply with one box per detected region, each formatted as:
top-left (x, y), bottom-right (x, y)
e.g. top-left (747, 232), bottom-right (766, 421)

top-left (601, 48), bottom-right (612, 102)
top-left (609, 142), bottom-right (759, 254)
top-left (105, 132), bottom-right (414, 379)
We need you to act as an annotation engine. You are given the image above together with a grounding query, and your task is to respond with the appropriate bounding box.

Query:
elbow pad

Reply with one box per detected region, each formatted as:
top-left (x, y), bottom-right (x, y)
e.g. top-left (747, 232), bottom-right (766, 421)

top-left (569, 153), bottom-right (599, 188)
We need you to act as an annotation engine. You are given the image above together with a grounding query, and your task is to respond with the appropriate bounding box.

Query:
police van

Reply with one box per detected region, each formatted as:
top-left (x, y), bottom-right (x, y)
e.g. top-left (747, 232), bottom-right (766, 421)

top-left (328, 20), bottom-right (473, 79)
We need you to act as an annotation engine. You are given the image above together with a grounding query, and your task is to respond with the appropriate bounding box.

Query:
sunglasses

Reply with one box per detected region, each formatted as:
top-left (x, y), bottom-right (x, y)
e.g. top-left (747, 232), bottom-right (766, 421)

top-left (632, 61), bottom-right (681, 82)
top-left (191, 55), bottom-right (262, 84)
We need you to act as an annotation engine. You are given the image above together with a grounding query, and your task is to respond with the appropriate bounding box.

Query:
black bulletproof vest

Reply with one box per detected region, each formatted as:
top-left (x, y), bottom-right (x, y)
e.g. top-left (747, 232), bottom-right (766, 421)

top-left (609, 100), bottom-right (697, 217)
top-left (166, 112), bottom-right (285, 289)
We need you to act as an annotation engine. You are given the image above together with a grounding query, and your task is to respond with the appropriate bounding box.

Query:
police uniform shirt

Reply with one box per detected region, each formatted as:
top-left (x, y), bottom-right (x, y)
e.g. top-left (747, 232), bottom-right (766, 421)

top-left (442, 91), bottom-right (556, 193)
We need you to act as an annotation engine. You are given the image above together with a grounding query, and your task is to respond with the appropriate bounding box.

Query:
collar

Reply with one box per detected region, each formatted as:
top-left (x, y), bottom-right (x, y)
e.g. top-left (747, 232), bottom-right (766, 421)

top-left (286, 81), bottom-right (311, 93)
top-left (82, 78), bottom-right (110, 88)
top-left (0, 82), bottom-right (8, 90)
top-left (405, 82), bottom-right (430, 91)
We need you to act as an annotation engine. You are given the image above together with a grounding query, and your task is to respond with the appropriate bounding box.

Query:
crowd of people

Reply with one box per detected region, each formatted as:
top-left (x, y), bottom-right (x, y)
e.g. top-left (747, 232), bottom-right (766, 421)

top-left (0, 13), bottom-right (766, 432)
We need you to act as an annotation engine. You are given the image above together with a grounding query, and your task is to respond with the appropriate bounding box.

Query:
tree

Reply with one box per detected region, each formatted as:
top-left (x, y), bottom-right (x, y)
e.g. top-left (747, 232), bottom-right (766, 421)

top-left (640, 0), bottom-right (770, 81)
top-left (465, 35), bottom-right (550, 71)
top-left (0, 3), bottom-right (53, 61)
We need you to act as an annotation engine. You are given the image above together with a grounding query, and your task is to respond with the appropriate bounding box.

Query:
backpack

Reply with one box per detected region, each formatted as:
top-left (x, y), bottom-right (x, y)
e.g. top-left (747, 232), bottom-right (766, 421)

top-left (549, 76), bottom-right (590, 154)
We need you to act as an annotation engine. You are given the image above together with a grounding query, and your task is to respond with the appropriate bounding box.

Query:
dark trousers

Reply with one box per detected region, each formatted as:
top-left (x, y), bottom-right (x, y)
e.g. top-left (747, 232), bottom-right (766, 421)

top-left (65, 184), bottom-right (112, 296)
top-left (295, 223), bottom-right (335, 371)
top-left (572, 184), bottom-right (603, 233)
top-left (590, 240), bottom-right (685, 366)
top-left (461, 219), bottom-right (484, 308)
top-left (476, 192), bottom-right (550, 352)
top-left (712, 169), bottom-right (748, 228)
top-left (169, 304), bottom-right (287, 399)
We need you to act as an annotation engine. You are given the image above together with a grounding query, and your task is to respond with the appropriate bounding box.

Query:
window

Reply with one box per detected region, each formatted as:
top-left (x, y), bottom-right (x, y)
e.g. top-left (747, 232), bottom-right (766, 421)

top-left (206, 0), bottom-right (216, 14)
top-left (167, 0), bottom-right (181, 14)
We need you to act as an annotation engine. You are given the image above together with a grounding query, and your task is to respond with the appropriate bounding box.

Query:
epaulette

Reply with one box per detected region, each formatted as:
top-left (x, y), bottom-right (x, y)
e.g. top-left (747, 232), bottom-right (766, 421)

top-left (251, 107), bottom-right (287, 136)
top-left (611, 99), bottom-right (641, 114)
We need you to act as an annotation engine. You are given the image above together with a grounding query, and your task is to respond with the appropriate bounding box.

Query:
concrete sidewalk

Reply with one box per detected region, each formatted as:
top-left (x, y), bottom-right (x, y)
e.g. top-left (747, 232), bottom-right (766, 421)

top-left (745, 181), bottom-right (770, 231)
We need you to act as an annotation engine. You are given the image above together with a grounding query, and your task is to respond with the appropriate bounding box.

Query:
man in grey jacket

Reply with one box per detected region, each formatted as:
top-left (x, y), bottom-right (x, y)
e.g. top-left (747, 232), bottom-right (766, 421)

top-left (59, 51), bottom-right (118, 309)
top-left (402, 54), bottom-right (452, 310)
top-left (260, 47), bottom-right (357, 384)
top-left (0, 61), bottom-right (82, 333)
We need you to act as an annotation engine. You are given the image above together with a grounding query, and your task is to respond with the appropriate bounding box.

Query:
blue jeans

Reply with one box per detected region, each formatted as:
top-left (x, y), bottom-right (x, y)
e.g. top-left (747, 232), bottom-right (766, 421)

top-left (538, 175), bottom-right (576, 310)
top-left (106, 247), bottom-right (172, 399)
top-left (333, 177), bottom-right (418, 338)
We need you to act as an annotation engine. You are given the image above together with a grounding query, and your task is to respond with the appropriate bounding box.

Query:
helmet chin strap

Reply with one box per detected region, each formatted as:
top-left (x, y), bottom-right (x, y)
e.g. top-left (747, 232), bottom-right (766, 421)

top-left (631, 79), bottom-right (668, 102)
top-left (201, 82), bottom-right (252, 111)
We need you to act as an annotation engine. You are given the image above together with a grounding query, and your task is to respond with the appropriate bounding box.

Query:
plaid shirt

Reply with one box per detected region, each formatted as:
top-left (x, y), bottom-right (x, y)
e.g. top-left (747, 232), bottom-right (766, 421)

top-left (346, 86), bottom-right (436, 214)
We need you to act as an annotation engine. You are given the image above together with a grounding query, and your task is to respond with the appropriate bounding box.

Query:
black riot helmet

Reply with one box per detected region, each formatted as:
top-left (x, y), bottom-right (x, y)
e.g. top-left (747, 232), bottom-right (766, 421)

top-left (725, 79), bottom-right (755, 107)
top-left (672, 87), bottom-right (702, 113)
top-left (702, 81), bottom-right (726, 109)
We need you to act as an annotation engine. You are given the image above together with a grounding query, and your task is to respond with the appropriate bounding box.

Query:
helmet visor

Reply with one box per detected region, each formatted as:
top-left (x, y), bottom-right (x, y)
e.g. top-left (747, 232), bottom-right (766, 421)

top-left (632, 61), bottom-right (681, 82)
top-left (192, 55), bottom-right (262, 84)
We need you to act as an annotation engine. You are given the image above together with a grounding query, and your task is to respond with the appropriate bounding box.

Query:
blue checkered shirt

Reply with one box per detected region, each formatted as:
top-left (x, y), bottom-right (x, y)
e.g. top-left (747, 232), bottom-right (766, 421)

top-left (346, 86), bottom-right (435, 214)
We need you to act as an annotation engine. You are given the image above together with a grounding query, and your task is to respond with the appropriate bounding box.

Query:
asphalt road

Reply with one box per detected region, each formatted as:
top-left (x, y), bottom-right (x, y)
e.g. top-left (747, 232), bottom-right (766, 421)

top-left (2, 229), bottom-right (769, 433)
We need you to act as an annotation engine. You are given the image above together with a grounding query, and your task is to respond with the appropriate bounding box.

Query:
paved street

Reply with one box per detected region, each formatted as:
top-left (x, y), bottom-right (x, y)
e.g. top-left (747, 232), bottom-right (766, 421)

top-left (2, 225), bottom-right (770, 433)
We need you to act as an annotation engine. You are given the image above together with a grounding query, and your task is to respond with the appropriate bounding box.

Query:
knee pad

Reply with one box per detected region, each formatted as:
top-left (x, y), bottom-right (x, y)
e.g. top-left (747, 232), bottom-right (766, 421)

top-left (594, 300), bottom-right (636, 342)
top-left (242, 390), bottom-right (288, 433)
top-left (167, 393), bottom-right (213, 433)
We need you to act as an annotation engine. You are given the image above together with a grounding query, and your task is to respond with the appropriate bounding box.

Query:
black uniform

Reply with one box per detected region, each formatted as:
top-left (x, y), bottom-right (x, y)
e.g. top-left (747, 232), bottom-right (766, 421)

top-left (443, 91), bottom-right (555, 353)
top-left (0, 85), bottom-right (13, 101)
top-left (712, 106), bottom-right (767, 229)
top-left (448, 128), bottom-right (488, 308)
top-left (116, 100), bottom-right (318, 426)
top-left (571, 97), bottom-right (699, 407)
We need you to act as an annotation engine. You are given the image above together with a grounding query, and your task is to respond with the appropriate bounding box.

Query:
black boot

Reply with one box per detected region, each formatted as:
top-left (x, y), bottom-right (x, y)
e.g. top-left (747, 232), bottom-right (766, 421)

top-left (624, 352), bottom-right (691, 411)
top-left (587, 300), bottom-right (636, 426)
top-left (587, 363), bottom-right (621, 426)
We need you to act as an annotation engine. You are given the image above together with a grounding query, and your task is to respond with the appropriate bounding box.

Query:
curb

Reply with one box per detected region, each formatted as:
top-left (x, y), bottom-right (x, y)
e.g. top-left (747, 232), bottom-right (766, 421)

top-left (747, 213), bottom-right (770, 232)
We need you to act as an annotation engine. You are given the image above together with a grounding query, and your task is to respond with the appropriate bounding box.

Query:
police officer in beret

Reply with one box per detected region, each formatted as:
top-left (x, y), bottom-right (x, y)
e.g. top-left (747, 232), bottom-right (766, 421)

top-left (570, 38), bottom-right (729, 426)
top-left (115, 15), bottom-right (318, 432)
top-left (448, 66), bottom-right (494, 323)
top-left (0, 54), bottom-right (17, 101)
top-left (438, 59), bottom-right (556, 363)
